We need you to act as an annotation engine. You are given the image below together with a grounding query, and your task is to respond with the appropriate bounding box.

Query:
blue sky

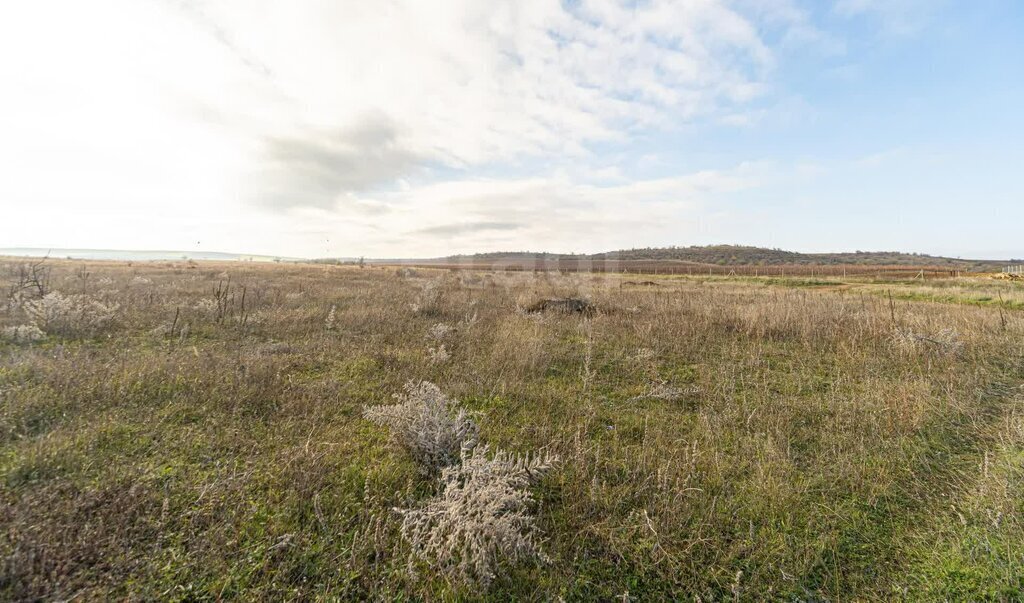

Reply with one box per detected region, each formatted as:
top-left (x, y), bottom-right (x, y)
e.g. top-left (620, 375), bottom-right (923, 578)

top-left (1, 0), bottom-right (1021, 258)
top-left (616, 0), bottom-right (1024, 258)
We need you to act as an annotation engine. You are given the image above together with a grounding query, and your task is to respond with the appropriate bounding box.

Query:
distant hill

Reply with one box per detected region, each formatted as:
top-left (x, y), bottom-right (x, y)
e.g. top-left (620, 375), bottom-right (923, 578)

top-left (441, 245), bottom-right (1008, 271)
top-left (590, 245), bottom-right (1002, 270)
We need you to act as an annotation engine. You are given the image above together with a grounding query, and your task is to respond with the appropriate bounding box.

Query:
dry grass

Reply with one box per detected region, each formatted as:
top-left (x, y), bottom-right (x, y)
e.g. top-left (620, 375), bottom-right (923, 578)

top-left (1, 258), bottom-right (1023, 600)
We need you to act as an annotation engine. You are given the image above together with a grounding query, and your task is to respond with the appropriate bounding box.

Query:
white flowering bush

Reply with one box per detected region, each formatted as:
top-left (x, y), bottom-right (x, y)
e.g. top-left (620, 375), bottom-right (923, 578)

top-left (364, 381), bottom-right (478, 475)
top-left (396, 445), bottom-right (559, 587)
top-left (22, 292), bottom-right (118, 338)
top-left (4, 291), bottom-right (25, 314)
top-left (1, 324), bottom-right (46, 344)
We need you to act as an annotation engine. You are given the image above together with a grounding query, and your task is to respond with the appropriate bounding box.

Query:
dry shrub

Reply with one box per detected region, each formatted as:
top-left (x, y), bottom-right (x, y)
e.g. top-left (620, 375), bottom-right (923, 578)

top-left (425, 323), bottom-right (455, 363)
top-left (192, 298), bottom-right (219, 316)
top-left (21, 292), bottom-right (118, 338)
top-left (427, 322), bottom-right (454, 341)
top-left (1, 324), bottom-right (46, 344)
top-left (397, 445), bottom-right (558, 587)
top-left (411, 279), bottom-right (443, 316)
top-left (525, 297), bottom-right (595, 316)
top-left (363, 381), bottom-right (478, 474)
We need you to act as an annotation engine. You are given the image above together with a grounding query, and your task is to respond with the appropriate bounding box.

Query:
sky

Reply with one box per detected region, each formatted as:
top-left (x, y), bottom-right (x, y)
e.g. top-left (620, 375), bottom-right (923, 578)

top-left (1, 0), bottom-right (1022, 259)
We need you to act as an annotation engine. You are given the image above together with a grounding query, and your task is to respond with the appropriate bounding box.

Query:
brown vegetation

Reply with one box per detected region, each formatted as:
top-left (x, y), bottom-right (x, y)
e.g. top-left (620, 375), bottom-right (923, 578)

top-left (2, 257), bottom-right (1023, 599)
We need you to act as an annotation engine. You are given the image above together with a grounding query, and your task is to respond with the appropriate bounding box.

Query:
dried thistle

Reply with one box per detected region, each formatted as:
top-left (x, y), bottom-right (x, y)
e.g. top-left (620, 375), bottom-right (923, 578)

top-left (364, 381), bottom-right (478, 474)
top-left (396, 445), bottom-right (559, 587)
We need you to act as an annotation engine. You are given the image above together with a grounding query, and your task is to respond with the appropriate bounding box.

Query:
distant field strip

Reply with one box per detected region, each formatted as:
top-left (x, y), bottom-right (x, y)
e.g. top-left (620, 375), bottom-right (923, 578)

top-left (387, 260), bottom-right (967, 279)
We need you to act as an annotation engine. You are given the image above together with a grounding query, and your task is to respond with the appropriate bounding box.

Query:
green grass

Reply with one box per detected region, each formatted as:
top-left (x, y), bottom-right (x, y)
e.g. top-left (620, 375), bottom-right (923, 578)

top-left (2, 260), bottom-right (1024, 599)
top-left (885, 289), bottom-right (1024, 311)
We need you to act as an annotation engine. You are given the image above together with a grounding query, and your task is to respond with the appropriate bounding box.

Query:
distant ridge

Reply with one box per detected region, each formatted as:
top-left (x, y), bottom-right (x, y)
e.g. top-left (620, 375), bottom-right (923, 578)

top-left (439, 245), bottom-right (1009, 271)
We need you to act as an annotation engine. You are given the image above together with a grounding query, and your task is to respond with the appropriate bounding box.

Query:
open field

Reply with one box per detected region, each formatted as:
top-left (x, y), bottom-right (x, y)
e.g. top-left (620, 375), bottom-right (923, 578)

top-left (3, 258), bottom-right (1024, 600)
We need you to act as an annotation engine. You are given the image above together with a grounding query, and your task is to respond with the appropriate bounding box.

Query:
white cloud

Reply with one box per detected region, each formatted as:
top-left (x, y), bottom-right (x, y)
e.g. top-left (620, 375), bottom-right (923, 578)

top-left (285, 162), bottom-right (770, 257)
top-left (199, 0), bottom-right (784, 209)
top-left (0, 0), bottom-right (824, 256)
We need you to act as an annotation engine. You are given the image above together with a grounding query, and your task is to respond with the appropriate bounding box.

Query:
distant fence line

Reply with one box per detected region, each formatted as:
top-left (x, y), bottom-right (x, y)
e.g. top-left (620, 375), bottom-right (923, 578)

top-left (392, 260), bottom-right (964, 279)
top-left (1005, 265), bottom-right (1023, 275)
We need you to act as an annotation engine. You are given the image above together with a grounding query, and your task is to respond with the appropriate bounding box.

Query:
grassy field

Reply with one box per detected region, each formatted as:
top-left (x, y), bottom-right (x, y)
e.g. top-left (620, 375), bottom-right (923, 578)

top-left (2, 259), bottom-right (1023, 600)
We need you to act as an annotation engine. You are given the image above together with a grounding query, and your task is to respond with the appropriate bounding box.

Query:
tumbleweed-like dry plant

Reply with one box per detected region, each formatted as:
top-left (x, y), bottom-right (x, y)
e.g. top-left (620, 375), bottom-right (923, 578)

top-left (363, 380), bottom-right (478, 475)
top-left (397, 445), bottom-right (558, 587)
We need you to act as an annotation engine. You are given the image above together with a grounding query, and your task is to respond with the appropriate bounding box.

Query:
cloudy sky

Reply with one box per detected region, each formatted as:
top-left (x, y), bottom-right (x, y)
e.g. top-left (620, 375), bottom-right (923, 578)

top-left (1, 1), bottom-right (1022, 259)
